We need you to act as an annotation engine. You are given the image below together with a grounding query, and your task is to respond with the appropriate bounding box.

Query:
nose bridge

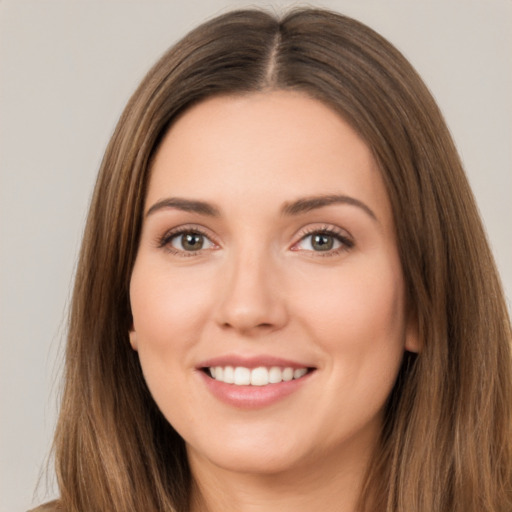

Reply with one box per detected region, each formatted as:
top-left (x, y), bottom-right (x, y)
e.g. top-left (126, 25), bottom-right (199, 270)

top-left (216, 237), bottom-right (286, 333)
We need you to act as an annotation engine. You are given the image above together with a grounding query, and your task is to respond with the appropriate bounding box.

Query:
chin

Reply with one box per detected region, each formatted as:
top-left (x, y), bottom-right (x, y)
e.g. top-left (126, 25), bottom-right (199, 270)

top-left (187, 435), bottom-right (310, 476)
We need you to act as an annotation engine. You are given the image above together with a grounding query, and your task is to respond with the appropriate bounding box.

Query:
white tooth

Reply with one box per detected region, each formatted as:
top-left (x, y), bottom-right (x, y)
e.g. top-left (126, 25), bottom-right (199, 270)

top-left (214, 366), bottom-right (224, 382)
top-left (251, 367), bottom-right (269, 386)
top-left (293, 368), bottom-right (308, 379)
top-left (234, 367), bottom-right (251, 385)
top-left (268, 366), bottom-right (283, 384)
top-left (223, 366), bottom-right (234, 384)
top-left (282, 367), bottom-right (294, 381)
top-left (209, 367), bottom-right (216, 378)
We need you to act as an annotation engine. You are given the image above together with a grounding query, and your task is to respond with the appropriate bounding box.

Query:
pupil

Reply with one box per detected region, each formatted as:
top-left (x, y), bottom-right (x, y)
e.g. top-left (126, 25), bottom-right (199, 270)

top-left (183, 233), bottom-right (203, 251)
top-left (312, 234), bottom-right (333, 251)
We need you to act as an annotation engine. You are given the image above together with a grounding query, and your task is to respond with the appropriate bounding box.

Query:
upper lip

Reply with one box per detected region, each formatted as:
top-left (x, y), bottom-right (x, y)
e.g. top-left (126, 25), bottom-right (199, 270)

top-left (197, 355), bottom-right (315, 370)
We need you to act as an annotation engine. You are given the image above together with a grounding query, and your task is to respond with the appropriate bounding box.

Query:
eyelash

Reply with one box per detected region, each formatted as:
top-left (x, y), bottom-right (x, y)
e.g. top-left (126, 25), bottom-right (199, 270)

top-left (292, 226), bottom-right (354, 257)
top-left (156, 225), bottom-right (354, 257)
top-left (157, 225), bottom-right (216, 257)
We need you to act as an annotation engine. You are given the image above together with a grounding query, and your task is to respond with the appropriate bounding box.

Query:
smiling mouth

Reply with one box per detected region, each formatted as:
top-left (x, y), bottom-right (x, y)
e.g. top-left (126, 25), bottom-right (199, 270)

top-left (202, 366), bottom-right (315, 386)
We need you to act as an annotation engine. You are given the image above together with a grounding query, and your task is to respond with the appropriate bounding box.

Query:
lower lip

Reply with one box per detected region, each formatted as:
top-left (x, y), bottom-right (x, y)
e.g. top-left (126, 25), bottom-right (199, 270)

top-left (198, 370), bottom-right (314, 409)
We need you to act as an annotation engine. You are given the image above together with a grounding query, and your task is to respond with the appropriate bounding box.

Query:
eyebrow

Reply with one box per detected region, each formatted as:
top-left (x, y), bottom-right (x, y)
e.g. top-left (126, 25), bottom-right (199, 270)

top-left (145, 193), bottom-right (377, 222)
top-left (146, 197), bottom-right (220, 217)
top-left (281, 194), bottom-right (377, 221)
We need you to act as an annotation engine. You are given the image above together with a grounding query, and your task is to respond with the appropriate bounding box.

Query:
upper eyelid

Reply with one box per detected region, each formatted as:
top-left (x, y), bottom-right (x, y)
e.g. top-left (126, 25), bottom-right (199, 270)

top-left (157, 224), bottom-right (219, 248)
top-left (161, 224), bottom-right (215, 238)
top-left (290, 224), bottom-right (355, 252)
top-left (294, 224), bottom-right (353, 241)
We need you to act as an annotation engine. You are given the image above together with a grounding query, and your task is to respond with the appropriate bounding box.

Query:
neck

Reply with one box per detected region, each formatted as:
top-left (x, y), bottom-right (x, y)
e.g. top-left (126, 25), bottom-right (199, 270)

top-left (188, 438), bottom-right (376, 512)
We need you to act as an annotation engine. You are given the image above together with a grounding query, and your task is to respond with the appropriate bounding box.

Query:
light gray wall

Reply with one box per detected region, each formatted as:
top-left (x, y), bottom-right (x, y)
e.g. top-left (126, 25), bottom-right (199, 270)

top-left (1, 1), bottom-right (510, 510)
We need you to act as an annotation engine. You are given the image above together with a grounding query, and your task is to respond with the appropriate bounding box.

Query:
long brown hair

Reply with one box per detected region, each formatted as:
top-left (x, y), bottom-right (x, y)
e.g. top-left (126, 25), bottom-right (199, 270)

top-left (50, 8), bottom-right (512, 512)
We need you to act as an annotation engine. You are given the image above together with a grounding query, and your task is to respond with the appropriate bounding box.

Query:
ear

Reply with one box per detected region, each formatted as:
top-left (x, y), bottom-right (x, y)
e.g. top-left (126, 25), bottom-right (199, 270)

top-left (128, 326), bottom-right (138, 351)
top-left (404, 310), bottom-right (421, 353)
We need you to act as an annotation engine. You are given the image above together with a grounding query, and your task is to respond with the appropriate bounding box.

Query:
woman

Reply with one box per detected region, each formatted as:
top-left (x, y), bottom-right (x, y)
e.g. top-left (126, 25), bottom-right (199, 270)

top-left (34, 8), bottom-right (512, 512)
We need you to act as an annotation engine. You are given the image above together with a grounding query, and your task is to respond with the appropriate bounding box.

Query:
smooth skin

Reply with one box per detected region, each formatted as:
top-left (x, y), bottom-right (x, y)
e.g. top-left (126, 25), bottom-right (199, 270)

top-left (129, 91), bottom-right (419, 512)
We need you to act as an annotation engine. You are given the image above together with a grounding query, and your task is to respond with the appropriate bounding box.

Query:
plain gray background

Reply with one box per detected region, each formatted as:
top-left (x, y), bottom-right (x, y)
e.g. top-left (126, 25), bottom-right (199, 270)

top-left (1, 1), bottom-right (510, 510)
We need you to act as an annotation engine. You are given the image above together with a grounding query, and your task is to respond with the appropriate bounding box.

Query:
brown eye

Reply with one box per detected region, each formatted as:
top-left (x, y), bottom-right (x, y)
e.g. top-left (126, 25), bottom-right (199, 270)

top-left (293, 229), bottom-right (354, 255)
top-left (170, 232), bottom-right (213, 252)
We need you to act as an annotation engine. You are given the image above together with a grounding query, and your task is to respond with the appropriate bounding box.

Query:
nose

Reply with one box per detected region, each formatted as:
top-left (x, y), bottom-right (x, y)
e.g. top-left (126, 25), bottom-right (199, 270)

top-left (214, 246), bottom-right (288, 336)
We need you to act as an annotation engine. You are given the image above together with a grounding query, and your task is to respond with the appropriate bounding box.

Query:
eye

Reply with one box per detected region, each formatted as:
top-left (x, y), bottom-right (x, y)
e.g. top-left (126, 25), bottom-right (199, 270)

top-left (171, 231), bottom-right (215, 252)
top-left (159, 228), bottom-right (217, 254)
top-left (293, 228), bottom-right (354, 255)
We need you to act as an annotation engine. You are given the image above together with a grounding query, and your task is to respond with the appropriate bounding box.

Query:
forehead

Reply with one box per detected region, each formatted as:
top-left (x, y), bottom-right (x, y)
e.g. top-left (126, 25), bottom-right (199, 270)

top-left (147, 91), bottom-right (391, 223)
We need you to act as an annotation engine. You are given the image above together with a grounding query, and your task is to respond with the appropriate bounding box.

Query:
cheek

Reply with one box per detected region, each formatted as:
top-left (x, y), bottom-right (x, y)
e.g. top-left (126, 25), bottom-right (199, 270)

top-left (129, 260), bottom-right (215, 352)
top-left (128, 260), bottom-right (218, 422)
top-left (294, 255), bottom-right (407, 363)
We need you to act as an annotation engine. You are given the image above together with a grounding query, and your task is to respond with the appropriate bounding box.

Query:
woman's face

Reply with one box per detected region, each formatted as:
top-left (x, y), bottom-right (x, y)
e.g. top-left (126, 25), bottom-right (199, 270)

top-left (129, 91), bottom-right (418, 477)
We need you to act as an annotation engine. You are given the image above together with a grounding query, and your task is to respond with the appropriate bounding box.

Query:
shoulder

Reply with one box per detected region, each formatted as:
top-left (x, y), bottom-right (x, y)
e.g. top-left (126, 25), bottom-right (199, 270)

top-left (28, 501), bottom-right (61, 512)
